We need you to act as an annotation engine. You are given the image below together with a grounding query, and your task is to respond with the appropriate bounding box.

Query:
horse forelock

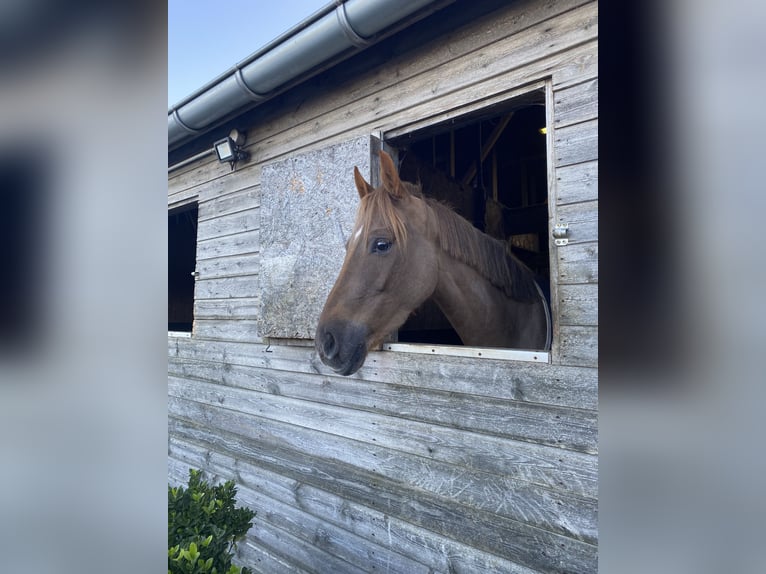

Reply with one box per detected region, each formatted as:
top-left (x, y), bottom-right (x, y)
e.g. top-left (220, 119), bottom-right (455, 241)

top-left (427, 199), bottom-right (540, 302)
top-left (354, 186), bottom-right (411, 248)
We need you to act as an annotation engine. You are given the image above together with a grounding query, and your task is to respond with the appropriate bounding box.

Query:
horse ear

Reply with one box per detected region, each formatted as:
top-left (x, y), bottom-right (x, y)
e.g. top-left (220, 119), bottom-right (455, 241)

top-left (379, 150), bottom-right (404, 198)
top-left (354, 166), bottom-right (374, 199)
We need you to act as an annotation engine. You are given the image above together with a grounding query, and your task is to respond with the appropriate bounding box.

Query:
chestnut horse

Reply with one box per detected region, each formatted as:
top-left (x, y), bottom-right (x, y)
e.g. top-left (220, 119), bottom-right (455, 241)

top-left (315, 150), bottom-right (550, 376)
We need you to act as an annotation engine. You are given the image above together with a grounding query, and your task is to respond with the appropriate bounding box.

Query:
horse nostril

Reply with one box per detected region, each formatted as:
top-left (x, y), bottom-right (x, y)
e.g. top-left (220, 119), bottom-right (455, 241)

top-left (322, 331), bottom-right (338, 359)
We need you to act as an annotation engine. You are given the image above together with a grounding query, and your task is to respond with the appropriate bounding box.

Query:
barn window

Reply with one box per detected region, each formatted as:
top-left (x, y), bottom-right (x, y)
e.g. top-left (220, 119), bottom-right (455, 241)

top-left (0, 149), bottom-right (47, 354)
top-left (168, 202), bottom-right (198, 333)
top-left (382, 86), bottom-right (551, 361)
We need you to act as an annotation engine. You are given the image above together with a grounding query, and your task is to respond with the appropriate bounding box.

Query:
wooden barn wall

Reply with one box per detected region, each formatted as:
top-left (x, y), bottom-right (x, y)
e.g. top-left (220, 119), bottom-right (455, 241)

top-left (168, 0), bottom-right (598, 572)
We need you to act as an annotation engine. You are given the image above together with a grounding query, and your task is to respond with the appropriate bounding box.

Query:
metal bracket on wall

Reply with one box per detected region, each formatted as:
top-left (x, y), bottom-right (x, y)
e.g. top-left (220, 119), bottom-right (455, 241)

top-left (553, 223), bottom-right (569, 246)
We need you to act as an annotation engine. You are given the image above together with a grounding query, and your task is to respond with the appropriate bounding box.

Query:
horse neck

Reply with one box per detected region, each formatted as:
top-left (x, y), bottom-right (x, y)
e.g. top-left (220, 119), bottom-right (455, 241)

top-left (431, 255), bottom-right (520, 347)
top-left (425, 206), bottom-right (548, 349)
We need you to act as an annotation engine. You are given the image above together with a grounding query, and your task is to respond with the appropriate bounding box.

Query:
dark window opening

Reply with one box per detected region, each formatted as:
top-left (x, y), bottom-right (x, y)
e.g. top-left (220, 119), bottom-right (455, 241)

top-left (168, 203), bottom-right (198, 332)
top-left (388, 90), bottom-right (550, 346)
top-left (0, 149), bottom-right (48, 354)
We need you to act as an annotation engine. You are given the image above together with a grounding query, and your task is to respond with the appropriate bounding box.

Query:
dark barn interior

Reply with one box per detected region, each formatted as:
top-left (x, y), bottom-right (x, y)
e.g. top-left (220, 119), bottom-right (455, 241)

top-left (168, 203), bottom-right (198, 332)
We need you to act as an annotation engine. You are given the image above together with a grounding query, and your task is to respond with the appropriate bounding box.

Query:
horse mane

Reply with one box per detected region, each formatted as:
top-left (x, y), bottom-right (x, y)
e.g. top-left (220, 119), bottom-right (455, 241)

top-left (428, 199), bottom-right (540, 302)
top-left (357, 181), bottom-right (540, 302)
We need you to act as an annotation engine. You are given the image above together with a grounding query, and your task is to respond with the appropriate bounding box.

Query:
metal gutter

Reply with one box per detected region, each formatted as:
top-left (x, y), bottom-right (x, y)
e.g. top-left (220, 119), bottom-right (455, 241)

top-left (168, 0), bottom-right (453, 154)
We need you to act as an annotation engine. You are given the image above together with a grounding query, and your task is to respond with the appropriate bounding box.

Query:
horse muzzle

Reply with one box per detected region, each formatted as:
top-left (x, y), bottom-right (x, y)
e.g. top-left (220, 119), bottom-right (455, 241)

top-left (315, 319), bottom-right (369, 376)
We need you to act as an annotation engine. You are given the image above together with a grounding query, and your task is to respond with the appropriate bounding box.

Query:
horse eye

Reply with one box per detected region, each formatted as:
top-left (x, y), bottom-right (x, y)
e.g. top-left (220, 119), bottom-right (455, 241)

top-left (372, 239), bottom-right (392, 254)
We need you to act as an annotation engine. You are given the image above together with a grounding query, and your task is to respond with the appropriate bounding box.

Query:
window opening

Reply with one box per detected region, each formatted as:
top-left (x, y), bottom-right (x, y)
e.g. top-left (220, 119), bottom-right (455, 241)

top-left (168, 202), bottom-right (198, 332)
top-left (387, 90), bottom-right (550, 348)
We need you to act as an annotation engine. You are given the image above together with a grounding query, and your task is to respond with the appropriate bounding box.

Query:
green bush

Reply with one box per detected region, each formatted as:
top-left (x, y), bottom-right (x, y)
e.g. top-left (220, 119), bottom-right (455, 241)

top-left (169, 469), bottom-right (256, 574)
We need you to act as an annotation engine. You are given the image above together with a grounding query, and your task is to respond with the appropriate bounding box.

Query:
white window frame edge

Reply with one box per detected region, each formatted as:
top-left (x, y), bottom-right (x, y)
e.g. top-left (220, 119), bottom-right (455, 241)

top-left (168, 331), bottom-right (193, 338)
top-left (379, 80), bottom-right (553, 364)
top-left (384, 343), bottom-right (549, 363)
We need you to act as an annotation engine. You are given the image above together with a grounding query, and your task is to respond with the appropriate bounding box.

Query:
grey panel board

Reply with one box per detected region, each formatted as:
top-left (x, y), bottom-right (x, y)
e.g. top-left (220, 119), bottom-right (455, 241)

top-left (257, 136), bottom-right (371, 338)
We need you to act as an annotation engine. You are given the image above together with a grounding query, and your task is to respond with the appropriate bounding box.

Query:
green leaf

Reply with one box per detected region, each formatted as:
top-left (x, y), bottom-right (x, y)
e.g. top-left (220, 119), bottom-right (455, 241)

top-left (187, 542), bottom-right (200, 563)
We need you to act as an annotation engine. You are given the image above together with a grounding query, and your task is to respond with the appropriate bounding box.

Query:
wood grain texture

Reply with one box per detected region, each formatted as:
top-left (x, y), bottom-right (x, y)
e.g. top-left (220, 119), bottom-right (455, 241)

top-left (555, 200), bottom-right (598, 245)
top-left (559, 326), bottom-right (598, 367)
top-left (197, 209), bottom-right (258, 242)
top-left (558, 283), bottom-right (599, 326)
top-left (194, 275), bottom-right (258, 300)
top-left (195, 253), bottom-right (260, 280)
top-left (168, 337), bottom-right (598, 411)
top-left (194, 297), bottom-right (261, 320)
top-left (198, 185), bottom-right (260, 222)
top-left (552, 39), bottom-right (598, 90)
top-left (169, 437), bottom-right (541, 574)
top-left (193, 320), bottom-right (260, 343)
top-left (168, 357), bottom-right (596, 451)
top-left (167, 413), bottom-right (598, 574)
top-left (558, 241), bottom-right (598, 284)
top-left (556, 160), bottom-right (598, 205)
top-left (196, 230), bottom-right (259, 260)
top-left (554, 119), bottom-right (598, 168)
top-left (554, 79), bottom-right (598, 129)
top-left (168, 381), bottom-right (597, 498)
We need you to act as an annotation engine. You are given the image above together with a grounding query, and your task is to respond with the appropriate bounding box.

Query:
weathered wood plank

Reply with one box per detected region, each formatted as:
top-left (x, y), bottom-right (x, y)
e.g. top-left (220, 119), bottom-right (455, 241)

top-left (197, 209), bottom-right (258, 242)
top-left (168, 188), bottom-right (200, 210)
top-left (194, 275), bottom-right (259, 299)
top-left (556, 160), bottom-right (598, 205)
top-left (168, 152), bottom-right (218, 186)
top-left (554, 79), bottom-right (598, 129)
top-left (246, 509), bottom-right (367, 574)
top-left (555, 119), bottom-right (598, 168)
top-left (558, 241), bottom-right (598, 284)
top-left (169, 436), bottom-right (540, 574)
top-left (193, 319), bottom-right (260, 343)
top-left (198, 185), bottom-right (260, 222)
top-left (168, 358), bottom-right (596, 452)
top-left (168, 414), bottom-right (597, 573)
top-left (552, 39), bottom-right (598, 89)
top-left (236, 481), bottom-right (433, 574)
top-left (168, 337), bottom-right (598, 410)
top-left (168, 155), bottom-right (255, 198)
top-left (235, 541), bottom-right (309, 574)
top-left (196, 230), bottom-right (259, 260)
top-left (168, 379), bottom-right (598, 502)
top-left (559, 325), bottom-right (598, 367)
top-left (555, 200), bottom-right (598, 245)
top-left (194, 297), bottom-right (260, 320)
top-left (559, 283), bottom-right (598, 326)
top-left (195, 253), bottom-right (260, 280)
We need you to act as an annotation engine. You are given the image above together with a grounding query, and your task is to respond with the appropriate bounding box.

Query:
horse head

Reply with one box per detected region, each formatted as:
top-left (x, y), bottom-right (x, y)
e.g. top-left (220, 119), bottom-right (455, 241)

top-left (315, 151), bottom-right (438, 376)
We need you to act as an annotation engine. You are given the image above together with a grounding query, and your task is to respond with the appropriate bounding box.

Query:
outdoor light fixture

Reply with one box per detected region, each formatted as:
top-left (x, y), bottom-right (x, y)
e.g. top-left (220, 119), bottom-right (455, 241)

top-left (214, 129), bottom-right (249, 171)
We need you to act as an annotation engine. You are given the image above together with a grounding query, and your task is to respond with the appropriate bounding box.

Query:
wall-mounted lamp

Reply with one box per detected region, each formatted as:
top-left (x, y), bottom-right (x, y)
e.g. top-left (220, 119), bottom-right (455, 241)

top-left (214, 129), bottom-right (249, 171)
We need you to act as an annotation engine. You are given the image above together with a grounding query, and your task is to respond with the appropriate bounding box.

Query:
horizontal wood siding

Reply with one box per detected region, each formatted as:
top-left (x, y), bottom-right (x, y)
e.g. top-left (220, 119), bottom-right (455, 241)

top-left (169, 0), bottom-right (598, 572)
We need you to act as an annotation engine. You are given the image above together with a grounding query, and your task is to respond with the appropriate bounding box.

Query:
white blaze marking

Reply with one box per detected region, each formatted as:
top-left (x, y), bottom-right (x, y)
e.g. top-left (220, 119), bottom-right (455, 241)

top-left (352, 225), bottom-right (364, 243)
